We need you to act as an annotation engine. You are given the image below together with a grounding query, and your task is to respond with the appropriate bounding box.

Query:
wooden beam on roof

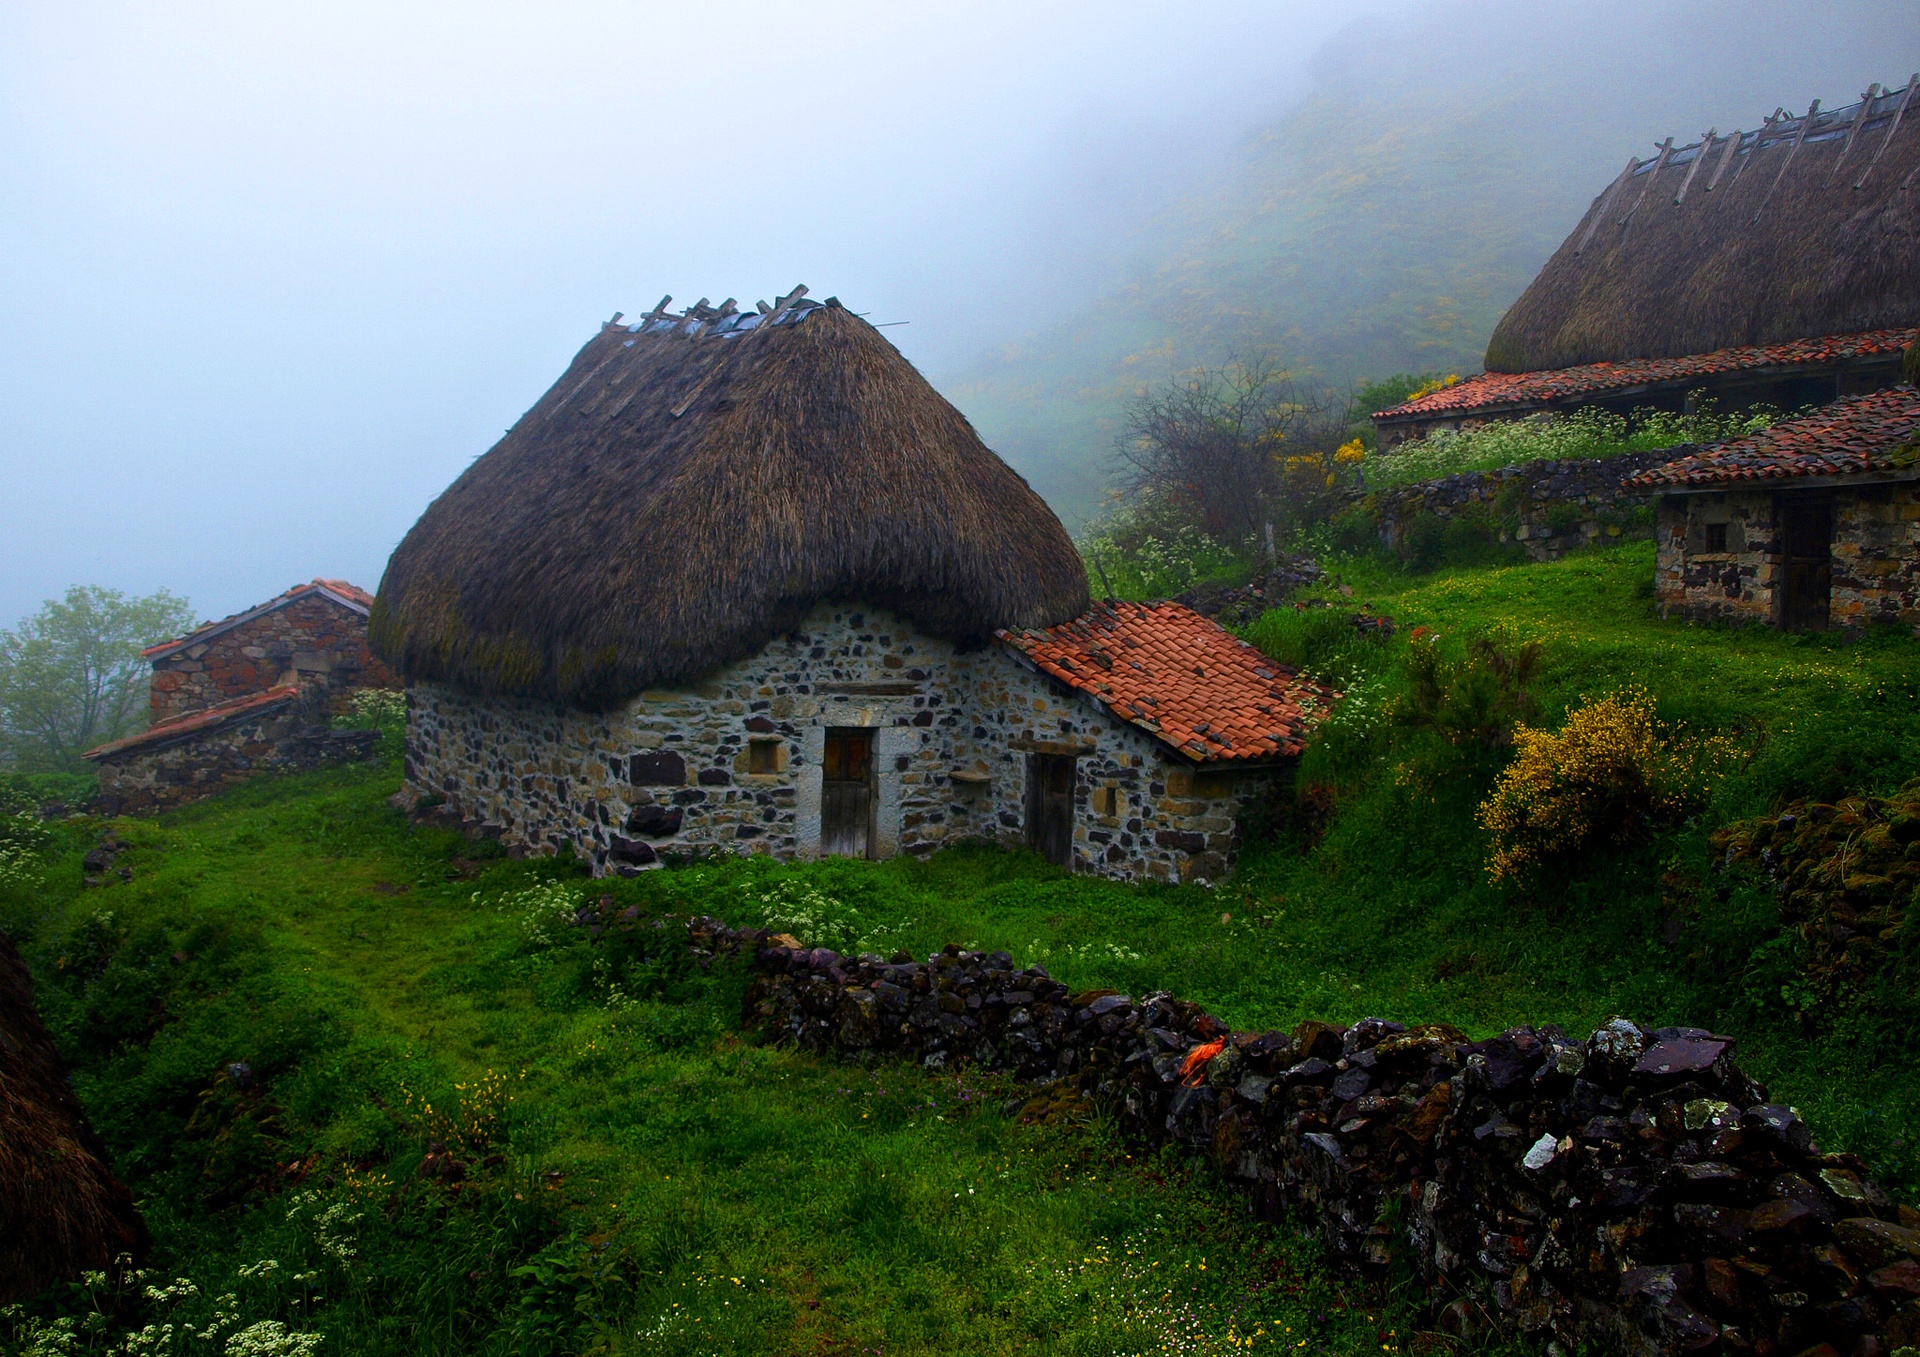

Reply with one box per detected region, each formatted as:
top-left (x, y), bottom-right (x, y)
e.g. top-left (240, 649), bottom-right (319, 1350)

top-left (1730, 113), bottom-right (1782, 187)
top-left (1673, 129), bottom-right (1716, 204)
top-left (1829, 84), bottom-right (1882, 178)
top-left (1620, 139), bottom-right (1674, 228)
top-left (644, 295), bottom-right (673, 322)
top-left (1705, 126), bottom-right (1744, 192)
top-left (1856, 73), bottom-right (1918, 190)
top-left (1575, 156), bottom-right (1639, 254)
top-left (1753, 99), bottom-right (1819, 223)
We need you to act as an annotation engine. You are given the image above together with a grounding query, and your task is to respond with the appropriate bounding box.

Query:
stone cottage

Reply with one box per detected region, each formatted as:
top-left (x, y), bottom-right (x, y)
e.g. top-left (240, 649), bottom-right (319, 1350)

top-left (374, 289), bottom-right (1332, 882)
top-left (1628, 386), bottom-right (1920, 630)
top-left (1372, 81), bottom-right (1919, 449)
top-left (84, 579), bottom-right (397, 814)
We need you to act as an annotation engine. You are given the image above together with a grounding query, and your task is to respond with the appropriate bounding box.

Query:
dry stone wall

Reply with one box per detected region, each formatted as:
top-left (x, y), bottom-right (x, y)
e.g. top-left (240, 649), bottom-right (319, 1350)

top-left (1656, 484), bottom-right (1920, 629)
top-left (639, 910), bottom-right (1920, 1357)
top-left (151, 593), bottom-right (399, 720)
top-left (405, 605), bottom-right (1278, 884)
top-left (92, 702), bottom-right (376, 816)
top-left (1364, 449), bottom-right (1685, 563)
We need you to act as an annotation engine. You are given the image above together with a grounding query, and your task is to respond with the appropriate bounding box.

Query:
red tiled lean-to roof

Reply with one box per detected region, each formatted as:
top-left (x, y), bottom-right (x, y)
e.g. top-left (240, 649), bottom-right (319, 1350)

top-left (1373, 329), bottom-right (1918, 423)
top-left (81, 686), bottom-right (301, 761)
top-left (1627, 386), bottom-right (1920, 490)
top-left (141, 579), bottom-right (375, 660)
top-left (996, 601), bottom-right (1335, 763)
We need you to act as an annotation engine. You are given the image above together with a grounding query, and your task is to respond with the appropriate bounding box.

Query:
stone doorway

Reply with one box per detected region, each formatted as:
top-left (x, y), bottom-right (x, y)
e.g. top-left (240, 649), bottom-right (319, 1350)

top-left (1026, 753), bottom-right (1076, 869)
top-left (1777, 496), bottom-right (1832, 631)
top-left (821, 727), bottom-right (875, 858)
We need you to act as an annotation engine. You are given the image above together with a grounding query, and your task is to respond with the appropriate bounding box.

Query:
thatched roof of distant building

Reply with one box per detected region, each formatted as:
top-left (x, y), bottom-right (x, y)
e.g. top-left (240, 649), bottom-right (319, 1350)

top-left (1486, 78), bottom-right (1920, 374)
top-left (373, 290), bottom-right (1088, 707)
top-left (1, 930), bottom-right (147, 1299)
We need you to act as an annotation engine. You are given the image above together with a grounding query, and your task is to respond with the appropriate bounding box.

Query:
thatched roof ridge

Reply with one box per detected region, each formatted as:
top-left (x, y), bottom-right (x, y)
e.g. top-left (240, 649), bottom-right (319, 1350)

top-left (373, 292), bottom-right (1088, 706)
top-left (1, 929), bottom-right (147, 1299)
top-left (1487, 79), bottom-right (1920, 373)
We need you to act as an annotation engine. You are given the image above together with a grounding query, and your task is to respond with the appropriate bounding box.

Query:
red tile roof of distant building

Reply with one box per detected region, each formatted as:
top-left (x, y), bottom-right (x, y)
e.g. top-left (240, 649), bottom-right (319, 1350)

top-left (1372, 329), bottom-right (1918, 422)
top-left (141, 579), bottom-right (376, 660)
top-left (81, 686), bottom-right (301, 761)
top-left (996, 601), bottom-right (1335, 763)
top-left (1626, 386), bottom-right (1920, 490)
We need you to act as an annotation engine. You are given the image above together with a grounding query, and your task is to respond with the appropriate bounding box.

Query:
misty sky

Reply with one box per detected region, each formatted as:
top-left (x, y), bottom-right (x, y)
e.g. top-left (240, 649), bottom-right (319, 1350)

top-left (0, 1), bottom-right (1911, 632)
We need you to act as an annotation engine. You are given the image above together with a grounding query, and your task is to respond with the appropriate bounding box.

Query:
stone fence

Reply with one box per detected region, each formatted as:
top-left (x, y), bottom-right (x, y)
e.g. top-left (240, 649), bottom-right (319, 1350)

top-left (1361, 448), bottom-right (1696, 563)
top-left (629, 907), bottom-right (1920, 1357)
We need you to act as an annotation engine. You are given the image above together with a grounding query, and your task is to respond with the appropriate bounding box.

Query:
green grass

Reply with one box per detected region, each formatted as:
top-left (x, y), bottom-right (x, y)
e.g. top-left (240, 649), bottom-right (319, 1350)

top-left (8, 539), bottom-right (1920, 1355)
top-left (1, 766), bottom-right (1441, 1357)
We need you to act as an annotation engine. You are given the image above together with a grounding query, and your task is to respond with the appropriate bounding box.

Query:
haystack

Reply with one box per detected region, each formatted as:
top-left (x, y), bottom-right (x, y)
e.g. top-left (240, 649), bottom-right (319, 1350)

top-left (373, 292), bottom-right (1087, 707)
top-left (0, 930), bottom-right (147, 1299)
top-left (1487, 80), bottom-right (1920, 373)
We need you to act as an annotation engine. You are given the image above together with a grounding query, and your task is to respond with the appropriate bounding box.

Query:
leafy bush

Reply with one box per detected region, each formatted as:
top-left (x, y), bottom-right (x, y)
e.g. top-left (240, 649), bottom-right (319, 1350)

top-left (0, 788), bottom-right (54, 888)
top-left (1478, 689), bottom-right (1735, 885)
top-left (1078, 503), bottom-right (1245, 599)
top-left (1363, 403), bottom-right (1776, 489)
top-left (1396, 630), bottom-right (1542, 752)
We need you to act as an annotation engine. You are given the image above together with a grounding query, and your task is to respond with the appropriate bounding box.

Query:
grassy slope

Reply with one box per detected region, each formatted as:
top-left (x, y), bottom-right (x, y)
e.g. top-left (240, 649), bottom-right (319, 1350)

top-left (2, 767), bottom-right (1422, 1357)
top-left (8, 541), bottom-right (1918, 1353)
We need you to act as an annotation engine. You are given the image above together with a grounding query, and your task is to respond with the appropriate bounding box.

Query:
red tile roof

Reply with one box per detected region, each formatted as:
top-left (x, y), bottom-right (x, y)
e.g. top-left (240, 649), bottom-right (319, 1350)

top-left (82, 686), bottom-right (301, 761)
top-left (142, 579), bottom-right (375, 660)
top-left (1626, 386), bottom-right (1920, 490)
top-left (1373, 329), bottom-right (1918, 423)
top-left (996, 601), bottom-right (1335, 763)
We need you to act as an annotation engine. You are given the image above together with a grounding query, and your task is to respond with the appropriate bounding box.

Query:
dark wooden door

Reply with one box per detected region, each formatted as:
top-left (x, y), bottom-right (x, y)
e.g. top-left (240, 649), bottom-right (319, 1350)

top-left (1778, 498), bottom-right (1832, 631)
top-left (1026, 754), bottom-right (1076, 869)
top-left (821, 728), bottom-right (874, 858)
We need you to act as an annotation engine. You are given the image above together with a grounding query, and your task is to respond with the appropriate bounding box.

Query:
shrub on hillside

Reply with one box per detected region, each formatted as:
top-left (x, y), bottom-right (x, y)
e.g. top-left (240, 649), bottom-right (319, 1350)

top-left (1478, 689), bottom-right (1734, 885)
top-left (1397, 630), bottom-right (1542, 752)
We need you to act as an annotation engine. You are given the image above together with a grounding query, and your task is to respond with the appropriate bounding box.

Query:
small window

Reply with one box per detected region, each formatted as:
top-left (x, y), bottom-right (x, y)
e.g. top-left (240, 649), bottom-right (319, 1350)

top-left (748, 739), bottom-right (781, 774)
top-left (1704, 522), bottom-right (1728, 553)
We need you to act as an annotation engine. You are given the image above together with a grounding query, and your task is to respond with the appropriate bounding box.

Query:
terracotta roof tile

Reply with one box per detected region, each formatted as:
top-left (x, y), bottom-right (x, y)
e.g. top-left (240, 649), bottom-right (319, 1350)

top-left (996, 601), bottom-right (1335, 763)
top-left (1373, 329), bottom-right (1918, 422)
top-left (141, 579), bottom-right (375, 660)
top-left (1626, 386), bottom-right (1920, 490)
top-left (81, 686), bottom-right (301, 761)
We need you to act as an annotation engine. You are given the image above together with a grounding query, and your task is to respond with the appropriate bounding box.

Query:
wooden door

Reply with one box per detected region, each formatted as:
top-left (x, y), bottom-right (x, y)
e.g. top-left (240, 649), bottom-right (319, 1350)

top-left (1026, 753), bottom-right (1076, 869)
top-left (1778, 498), bottom-right (1832, 631)
top-left (821, 728), bottom-right (874, 858)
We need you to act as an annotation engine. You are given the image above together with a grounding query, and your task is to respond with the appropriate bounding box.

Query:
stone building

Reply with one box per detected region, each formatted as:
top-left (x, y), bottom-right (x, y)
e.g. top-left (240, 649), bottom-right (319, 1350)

top-left (375, 289), bottom-right (1332, 882)
top-left (1627, 386), bottom-right (1920, 630)
top-left (84, 579), bottom-right (396, 814)
top-left (1372, 82), bottom-right (1920, 449)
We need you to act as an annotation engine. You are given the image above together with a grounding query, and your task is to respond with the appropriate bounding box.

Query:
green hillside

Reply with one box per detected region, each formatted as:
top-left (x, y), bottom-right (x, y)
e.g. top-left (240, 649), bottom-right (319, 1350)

top-left (6, 542), bottom-right (1919, 1353)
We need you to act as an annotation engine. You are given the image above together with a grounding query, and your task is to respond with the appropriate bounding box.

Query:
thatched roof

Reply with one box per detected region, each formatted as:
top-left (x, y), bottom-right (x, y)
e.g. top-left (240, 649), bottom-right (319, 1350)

top-left (1486, 79), bottom-right (1920, 373)
top-left (373, 291), bottom-right (1088, 707)
top-left (1, 929), bottom-right (147, 1299)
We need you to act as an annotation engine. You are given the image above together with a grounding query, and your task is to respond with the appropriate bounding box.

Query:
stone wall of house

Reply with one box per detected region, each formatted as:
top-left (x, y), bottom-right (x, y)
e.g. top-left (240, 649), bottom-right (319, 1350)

top-left (1655, 483), bottom-right (1920, 628)
top-left (151, 594), bottom-right (399, 720)
top-left (404, 604), bottom-right (1282, 883)
top-left (93, 703), bottom-right (377, 816)
top-left (1363, 449), bottom-right (1685, 563)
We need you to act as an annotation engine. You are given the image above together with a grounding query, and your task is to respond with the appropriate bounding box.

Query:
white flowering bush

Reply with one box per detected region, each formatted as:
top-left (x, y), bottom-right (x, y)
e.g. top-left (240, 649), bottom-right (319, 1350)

top-left (1365, 403), bottom-right (1776, 489)
top-left (0, 791), bottom-right (53, 890)
top-left (746, 879), bottom-right (913, 956)
top-left (482, 879), bottom-right (585, 948)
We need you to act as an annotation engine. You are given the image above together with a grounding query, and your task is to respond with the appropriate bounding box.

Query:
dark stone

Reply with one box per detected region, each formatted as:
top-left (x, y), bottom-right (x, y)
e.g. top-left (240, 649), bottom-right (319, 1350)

top-left (744, 716), bottom-right (775, 733)
top-left (607, 835), bottom-right (658, 865)
top-left (1834, 1217), bottom-right (1920, 1271)
top-left (1631, 1037), bottom-right (1728, 1078)
top-left (698, 768), bottom-right (731, 786)
top-left (629, 751), bottom-right (686, 785)
top-left (625, 804), bottom-right (684, 837)
top-left (1330, 1068), bottom-right (1372, 1102)
top-left (1156, 829), bottom-right (1206, 853)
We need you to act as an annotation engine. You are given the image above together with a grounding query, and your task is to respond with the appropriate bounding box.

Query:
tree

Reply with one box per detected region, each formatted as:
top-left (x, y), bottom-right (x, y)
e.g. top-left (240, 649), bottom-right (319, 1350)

top-left (0, 586), bottom-right (196, 772)
top-left (1115, 358), bottom-right (1336, 545)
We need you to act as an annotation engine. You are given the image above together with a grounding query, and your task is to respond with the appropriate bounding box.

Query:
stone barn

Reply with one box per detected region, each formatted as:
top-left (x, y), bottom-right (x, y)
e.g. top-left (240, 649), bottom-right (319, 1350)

top-left (84, 579), bottom-right (398, 814)
top-left (373, 290), bottom-right (1332, 883)
top-left (1372, 81), bottom-right (1920, 449)
top-left (1629, 385), bottom-right (1920, 630)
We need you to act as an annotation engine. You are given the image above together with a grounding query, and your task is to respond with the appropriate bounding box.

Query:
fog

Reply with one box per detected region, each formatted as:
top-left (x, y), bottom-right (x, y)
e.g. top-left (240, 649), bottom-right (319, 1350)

top-left (0, 0), bottom-right (1910, 628)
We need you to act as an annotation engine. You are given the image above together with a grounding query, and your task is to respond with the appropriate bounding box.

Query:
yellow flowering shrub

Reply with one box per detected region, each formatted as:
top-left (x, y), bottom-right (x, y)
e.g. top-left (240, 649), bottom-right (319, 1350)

top-left (1333, 437), bottom-right (1367, 465)
top-left (1478, 689), bottom-right (1734, 884)
top-left (1406, 373), bottom-right (1461, 402)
